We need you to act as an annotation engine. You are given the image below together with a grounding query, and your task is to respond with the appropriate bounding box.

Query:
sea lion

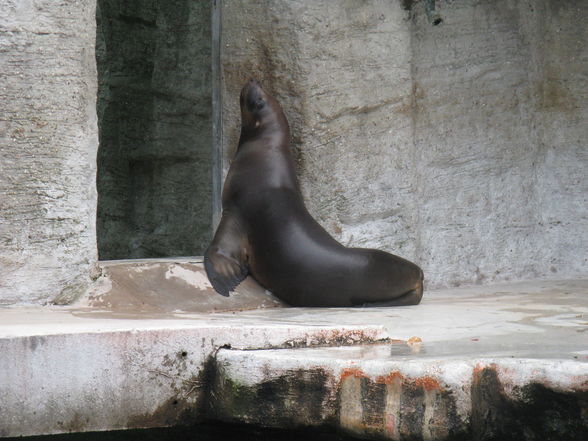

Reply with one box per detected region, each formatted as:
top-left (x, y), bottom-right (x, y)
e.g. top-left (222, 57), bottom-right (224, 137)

top-left (204, 79), bottom-right (423, 307)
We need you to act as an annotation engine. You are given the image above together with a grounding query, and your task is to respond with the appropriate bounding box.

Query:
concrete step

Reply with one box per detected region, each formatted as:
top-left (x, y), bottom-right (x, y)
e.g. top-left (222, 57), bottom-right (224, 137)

top-left (212, 345), bottom-right (587, 440)
top-left (208, 278), bottom-right (588, 440)
top-left (0, 307), bottom-right (387, 438)
top-left (1, 279), bottom-right (587, 440)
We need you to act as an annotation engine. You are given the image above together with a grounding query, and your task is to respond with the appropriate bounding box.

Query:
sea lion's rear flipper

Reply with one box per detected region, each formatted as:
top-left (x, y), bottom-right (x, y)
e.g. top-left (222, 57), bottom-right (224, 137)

top-left (204, 213), bottom-right (249, 297)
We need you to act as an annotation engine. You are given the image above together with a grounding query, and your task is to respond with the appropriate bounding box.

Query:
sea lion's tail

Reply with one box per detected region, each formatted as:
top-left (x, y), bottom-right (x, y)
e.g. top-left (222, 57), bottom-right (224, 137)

top-left (359, 268), bottom-right (424, 307)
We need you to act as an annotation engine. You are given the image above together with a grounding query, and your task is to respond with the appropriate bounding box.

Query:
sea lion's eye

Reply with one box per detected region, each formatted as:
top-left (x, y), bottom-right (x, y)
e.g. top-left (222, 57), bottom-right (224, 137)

top-left (255, 99), bottom-right (265, 110)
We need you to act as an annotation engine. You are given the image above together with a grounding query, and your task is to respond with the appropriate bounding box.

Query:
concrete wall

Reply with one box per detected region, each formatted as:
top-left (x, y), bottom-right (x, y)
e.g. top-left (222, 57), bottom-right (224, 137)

top-left (220, 0), bottom-right (587, 289)
top-left (96, 0), bottom-right (212, 260)
top-left (0, 0), bottom-right (99, 305)
top-left (1, 0), bottom-right (585, 306)
top-left (412, 0), bottom-right (588, 287)
top-left (220, 0), bottom-right (416, 261)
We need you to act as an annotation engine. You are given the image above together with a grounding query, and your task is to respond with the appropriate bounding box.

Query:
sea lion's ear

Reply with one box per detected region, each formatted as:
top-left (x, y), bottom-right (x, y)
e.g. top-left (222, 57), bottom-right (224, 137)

top-left (204, 213), bottom-right (249, 297)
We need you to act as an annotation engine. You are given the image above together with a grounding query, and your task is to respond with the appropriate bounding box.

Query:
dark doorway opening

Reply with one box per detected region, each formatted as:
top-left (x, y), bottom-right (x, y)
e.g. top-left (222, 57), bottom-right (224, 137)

top-left (96, 0), bottom-right (212, 260)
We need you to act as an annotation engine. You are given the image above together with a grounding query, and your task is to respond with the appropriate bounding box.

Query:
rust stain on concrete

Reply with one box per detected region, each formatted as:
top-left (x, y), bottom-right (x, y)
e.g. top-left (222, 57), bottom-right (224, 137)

top-left (376, 371), bottom-right (404, 384)
top-left (336, 366), bottom-right (460, 440)
top-left (414, 376), bottom-right (442, 391)
top-left (340, 367), bottom-right (369, 382)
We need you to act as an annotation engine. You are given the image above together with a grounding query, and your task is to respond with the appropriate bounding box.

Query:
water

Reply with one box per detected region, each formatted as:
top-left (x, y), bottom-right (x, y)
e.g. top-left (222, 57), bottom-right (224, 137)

top-left (4, 422), bottom-right (364, 441)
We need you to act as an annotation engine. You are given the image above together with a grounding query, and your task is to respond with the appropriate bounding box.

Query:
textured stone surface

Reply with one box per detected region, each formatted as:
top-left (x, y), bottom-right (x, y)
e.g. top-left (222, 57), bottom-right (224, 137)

top-left (96, 0), bottom-right (212, 260)
top-left (219, 0), bottom-right (588, 289)
top-left (0, 0), bottom-right (99, 305)
top-left (411, 0), bottom-right (588, 288)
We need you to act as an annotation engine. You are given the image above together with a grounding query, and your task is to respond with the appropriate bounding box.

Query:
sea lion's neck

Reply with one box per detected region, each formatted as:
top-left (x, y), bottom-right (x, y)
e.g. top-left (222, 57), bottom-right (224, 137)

top-left (234, 111), bottom-right (298, 191)
top-left (238, 113), bottom-right (290, 151)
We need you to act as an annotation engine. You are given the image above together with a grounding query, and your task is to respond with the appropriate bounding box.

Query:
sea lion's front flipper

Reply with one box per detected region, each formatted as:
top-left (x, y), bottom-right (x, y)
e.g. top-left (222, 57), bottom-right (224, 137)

top-left (204, 212), bottom-right (249, 297)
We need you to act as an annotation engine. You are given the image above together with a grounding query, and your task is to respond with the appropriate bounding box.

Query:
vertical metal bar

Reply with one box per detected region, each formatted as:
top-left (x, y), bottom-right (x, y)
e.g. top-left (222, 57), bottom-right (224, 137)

top-left (211, 0), bottom-right (222, 230)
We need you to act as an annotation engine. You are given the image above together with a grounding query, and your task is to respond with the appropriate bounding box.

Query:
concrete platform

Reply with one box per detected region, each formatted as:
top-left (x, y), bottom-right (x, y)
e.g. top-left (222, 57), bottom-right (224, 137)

top-left (79, 258), bottom-right (286, 313)
top-left (0, 309), bottom-right (386, 437)
top-left (1, 278), bottom-right (587, 439)
top-left (210, 279), bottom-right (588, 440)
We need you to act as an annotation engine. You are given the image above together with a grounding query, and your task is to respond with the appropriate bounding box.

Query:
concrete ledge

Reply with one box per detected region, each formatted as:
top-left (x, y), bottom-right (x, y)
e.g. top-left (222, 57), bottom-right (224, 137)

top-left (0, 308), bottom-right (387, 438)
top-left (212, 346), bottom-right (588, 440)
top-left (1, 279), bottom-right (586, 439)
top-left (207, 279), bottom-right (588, 440)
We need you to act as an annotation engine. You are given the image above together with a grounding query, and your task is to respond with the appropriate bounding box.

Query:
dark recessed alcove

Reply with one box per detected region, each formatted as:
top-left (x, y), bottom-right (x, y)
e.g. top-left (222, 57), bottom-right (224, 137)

top-left (96, 0), bottom-right (212, 260)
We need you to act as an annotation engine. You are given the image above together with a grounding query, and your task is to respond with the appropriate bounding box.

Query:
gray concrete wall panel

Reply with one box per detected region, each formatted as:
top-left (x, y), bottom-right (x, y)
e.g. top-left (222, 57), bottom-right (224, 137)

top-left (0, 0), bottom-right (99, 305)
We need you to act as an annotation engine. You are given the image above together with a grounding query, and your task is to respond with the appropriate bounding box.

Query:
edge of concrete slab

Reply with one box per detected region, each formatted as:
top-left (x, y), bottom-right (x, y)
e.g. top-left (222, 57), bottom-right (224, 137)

top-left (0, 306), bottom-right (388, 438)
top-left (211, 346), bottom-right (588, 440)
top-left (1, 278), bottom-right (586, 439)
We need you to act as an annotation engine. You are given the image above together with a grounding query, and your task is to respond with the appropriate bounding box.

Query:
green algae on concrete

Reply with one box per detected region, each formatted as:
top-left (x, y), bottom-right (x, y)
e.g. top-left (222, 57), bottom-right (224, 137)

top-left (212, 367), bottom-right (336, 429)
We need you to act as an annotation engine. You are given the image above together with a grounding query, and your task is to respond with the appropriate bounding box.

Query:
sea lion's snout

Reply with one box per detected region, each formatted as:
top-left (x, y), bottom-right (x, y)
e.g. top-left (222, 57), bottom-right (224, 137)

top-left (240, 79), bottom-right (268, 126)
top-left (241, 78), bottom-right (262, 100)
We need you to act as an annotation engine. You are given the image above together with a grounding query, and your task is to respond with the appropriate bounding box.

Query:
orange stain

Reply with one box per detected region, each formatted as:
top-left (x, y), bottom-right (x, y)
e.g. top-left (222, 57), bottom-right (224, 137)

top-left (376, 371), bottom-right (404, 384)
top-left (340, 367), bottom-right (368, 381)
top-left (414, 376), bottom-right (441, 391)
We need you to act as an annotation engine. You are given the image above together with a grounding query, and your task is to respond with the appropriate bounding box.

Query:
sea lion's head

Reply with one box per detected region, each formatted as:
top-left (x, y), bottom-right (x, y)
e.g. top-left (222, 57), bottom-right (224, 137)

top-left (239, 79), bottom-right (277, 132)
